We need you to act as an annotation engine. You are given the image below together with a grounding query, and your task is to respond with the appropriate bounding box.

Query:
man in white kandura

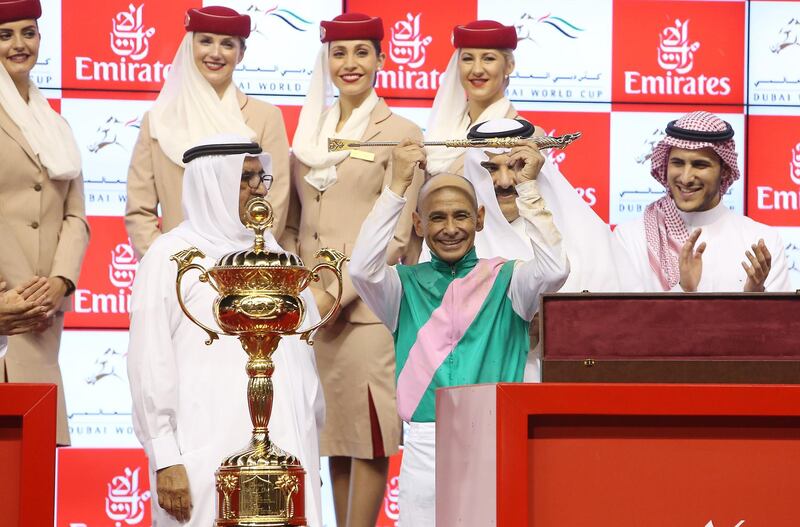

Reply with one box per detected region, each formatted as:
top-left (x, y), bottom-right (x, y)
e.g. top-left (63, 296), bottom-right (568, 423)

top-left (127, 137), bottom-right (324, 526)
top-left (614, 111), bottom-right (791, 292)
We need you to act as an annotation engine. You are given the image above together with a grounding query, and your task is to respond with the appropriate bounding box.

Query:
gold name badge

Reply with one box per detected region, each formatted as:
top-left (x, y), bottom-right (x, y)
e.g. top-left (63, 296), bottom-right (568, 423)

top-left (348, 149), bottom-right (375, 162)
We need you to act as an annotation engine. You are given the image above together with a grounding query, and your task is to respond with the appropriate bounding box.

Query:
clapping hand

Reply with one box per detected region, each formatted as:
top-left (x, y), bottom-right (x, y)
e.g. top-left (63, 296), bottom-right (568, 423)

top-left (743, 239), bottom-right (772, 292)
top-left (679, 228), bottom-right (706, 292)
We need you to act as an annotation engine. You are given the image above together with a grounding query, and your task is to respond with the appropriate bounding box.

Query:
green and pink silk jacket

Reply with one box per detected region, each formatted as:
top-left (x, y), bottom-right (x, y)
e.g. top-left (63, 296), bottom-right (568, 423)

top-left (350, 182), bottom-right (569, 423)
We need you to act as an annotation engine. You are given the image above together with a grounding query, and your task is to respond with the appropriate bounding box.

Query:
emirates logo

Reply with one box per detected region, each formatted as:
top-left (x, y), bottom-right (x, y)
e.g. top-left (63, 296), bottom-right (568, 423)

top-left (75, 2), bottom-right (170, 84)
top-left (105, 467), bottom-right (151, 525)
top-left (389, 13), bottom-right (433, 69)
top-left (382, 474), bottom-right (400, 522)
top-left (376, 13), bottom-right (442, 92)
top-left (790, 141), bottom-right (800, 186)
top-left (623, 17), bottom-right (731, 97)
top-left (657, 19), bottom-right (700, 74)
top-left (74, 240), bottom-right (137, 315)
top-left (109, 242), bottom-right (138, 289)
top-left (110, 4), bottom-right (156, 61)
top-left (756, 141), bottom-right (800, 211)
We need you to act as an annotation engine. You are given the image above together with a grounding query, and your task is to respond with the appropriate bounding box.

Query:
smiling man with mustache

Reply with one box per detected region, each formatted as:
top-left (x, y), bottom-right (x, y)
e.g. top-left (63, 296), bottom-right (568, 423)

top-left (614, 111), bottom-right (791, 292)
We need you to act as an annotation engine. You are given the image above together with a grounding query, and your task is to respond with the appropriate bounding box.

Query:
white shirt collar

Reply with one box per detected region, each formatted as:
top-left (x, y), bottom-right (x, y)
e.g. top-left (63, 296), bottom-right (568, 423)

top-left (677, 198), bottom-right (730, 229)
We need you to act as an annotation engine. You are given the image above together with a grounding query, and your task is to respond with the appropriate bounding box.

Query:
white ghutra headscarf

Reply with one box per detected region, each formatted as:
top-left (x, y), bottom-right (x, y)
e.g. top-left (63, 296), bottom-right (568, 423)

top-left (171, 135), bottom-right (277, 259)
top-left (463, 144), bottom-right (639, 293)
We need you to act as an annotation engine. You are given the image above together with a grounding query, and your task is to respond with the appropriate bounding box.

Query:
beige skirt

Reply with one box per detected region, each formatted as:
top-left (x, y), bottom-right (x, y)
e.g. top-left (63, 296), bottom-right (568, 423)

top-left (314, 318), bottom-right (401, 459)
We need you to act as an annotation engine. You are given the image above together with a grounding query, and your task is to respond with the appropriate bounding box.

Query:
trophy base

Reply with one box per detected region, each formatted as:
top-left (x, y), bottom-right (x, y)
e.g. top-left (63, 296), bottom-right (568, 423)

top-left (215, 439), bottom-right (307, 526)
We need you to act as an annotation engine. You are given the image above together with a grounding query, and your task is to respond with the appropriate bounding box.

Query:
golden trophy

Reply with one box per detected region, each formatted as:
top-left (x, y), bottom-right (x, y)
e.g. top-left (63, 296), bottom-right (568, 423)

top-left (170, 197), bottom-right (345, 526)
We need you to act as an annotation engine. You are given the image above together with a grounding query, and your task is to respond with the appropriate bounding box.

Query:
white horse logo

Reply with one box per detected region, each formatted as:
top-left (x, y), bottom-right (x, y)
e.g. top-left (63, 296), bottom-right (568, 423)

top-left (771, 18), bottom-right (800, 54)
top-left (86, 347), bottom-right (127, 385)
top-left (635, 128), bottom-right (666, 165)
top-left (88, 116), bottom-right (141, 153)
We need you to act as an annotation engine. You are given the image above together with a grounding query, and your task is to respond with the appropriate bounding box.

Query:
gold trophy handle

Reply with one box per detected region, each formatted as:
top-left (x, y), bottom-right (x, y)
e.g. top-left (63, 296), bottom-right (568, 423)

top-left (170, 247), bottom-right (225, 345)
top-left (297, 249), bottom-right (348, 345)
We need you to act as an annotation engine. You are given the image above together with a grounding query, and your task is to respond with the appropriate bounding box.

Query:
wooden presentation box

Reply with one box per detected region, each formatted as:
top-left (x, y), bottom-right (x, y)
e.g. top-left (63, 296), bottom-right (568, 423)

top-left (540, 293), bottom-right (800, 383)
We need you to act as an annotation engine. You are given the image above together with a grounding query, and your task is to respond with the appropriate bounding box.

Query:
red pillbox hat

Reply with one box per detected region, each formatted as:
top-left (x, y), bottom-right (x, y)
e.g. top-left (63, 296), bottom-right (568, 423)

top-left (320, 13), bottom-right (384, 43)
top-left (0, 0), bottom-right (41, 24)
top-left (453, 20), bottom-right (518, 50)
top-left (185, 6), bottom-right (251, 39)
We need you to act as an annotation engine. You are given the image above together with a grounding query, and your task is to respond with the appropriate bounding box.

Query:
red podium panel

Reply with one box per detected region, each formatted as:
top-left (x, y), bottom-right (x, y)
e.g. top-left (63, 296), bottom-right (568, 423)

top-left (436, 383), bottom-right (800, 526)
top-left (0, 383), bottom-right (57, 525)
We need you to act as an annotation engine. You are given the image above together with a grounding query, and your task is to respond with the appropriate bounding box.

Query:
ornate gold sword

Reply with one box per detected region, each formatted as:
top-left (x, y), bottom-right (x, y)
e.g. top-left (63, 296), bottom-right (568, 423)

top-left (328, 132), bottom-right (582, 153)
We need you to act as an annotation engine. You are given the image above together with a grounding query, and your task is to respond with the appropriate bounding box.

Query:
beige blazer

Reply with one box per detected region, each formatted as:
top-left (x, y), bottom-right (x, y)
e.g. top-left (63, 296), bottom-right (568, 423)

top-left (0, 103), bottom-right (90, 445)
top-left (281, 99), bottom-right (424, 324)
top-left (125, 90), bottom-right (291, 259)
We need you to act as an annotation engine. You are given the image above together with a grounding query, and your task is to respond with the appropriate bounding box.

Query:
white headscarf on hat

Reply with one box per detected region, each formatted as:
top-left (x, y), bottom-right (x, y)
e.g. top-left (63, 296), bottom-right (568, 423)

top-left (292, 45), bottom-right (380, 192)
top-left (463, 147), bottom-right (533, 260)
top-left (170, 134), bottom-right (277, 259)
top-left (462, 146), bottom-right (638, 292)
top-left (148, 33), bottom-right (256, 167)
top-left (424, 50), bottom-right (512, 175)
top-left (0, 55), bottom-right (81, 180)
